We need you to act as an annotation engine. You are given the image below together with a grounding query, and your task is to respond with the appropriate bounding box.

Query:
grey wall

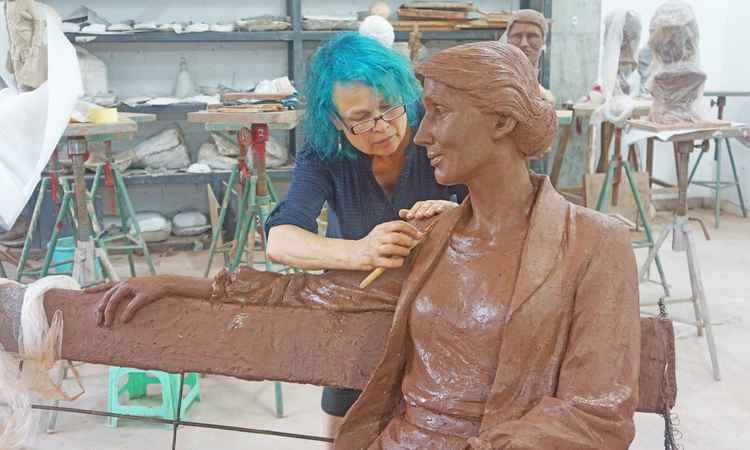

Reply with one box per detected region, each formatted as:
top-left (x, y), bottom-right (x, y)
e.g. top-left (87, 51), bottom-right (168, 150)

top-left (547, 0), bottom-right (602, 187)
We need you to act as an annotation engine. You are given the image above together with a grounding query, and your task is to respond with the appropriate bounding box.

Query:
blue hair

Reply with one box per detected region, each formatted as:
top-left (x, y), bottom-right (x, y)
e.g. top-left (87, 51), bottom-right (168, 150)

top-left (302, 32), bottom-right (422, 160)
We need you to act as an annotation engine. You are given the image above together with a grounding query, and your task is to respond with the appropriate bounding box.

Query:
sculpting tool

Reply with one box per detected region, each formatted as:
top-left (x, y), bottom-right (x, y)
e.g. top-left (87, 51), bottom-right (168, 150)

top-left (359, 220), bottom-right (437, 289)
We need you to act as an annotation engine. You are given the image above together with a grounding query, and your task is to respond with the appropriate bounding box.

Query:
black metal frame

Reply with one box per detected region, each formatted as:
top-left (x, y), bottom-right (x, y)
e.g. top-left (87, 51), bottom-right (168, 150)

top-left (31, 373), bottom-right (333, 449)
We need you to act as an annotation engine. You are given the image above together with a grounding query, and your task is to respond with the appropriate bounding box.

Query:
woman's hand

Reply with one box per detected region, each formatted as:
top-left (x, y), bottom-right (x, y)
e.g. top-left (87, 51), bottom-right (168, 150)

top-left (398, 200), bottom-right (458, 221)
top-left (85, 276), bottom-right (211, 327)
top-left (353, 221), bottom-right (423, 271)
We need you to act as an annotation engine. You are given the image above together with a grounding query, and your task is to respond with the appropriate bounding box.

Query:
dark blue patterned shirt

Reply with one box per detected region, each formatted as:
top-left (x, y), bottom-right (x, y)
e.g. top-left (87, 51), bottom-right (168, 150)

top-left (265, 141), bottom-right (467, 240)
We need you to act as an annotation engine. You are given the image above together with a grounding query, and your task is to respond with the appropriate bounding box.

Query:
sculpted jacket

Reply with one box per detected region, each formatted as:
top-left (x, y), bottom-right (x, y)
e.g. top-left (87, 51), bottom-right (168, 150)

top-left (214, 175), bottom-right (641, 450)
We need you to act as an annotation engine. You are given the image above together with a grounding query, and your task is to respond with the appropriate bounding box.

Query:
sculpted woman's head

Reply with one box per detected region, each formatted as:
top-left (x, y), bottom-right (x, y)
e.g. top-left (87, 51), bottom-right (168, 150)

top-left (414, 41), bottom-right (557, 185)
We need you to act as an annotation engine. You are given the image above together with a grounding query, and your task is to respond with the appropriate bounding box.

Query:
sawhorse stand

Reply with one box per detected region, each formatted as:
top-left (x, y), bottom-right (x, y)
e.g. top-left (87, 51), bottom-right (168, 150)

top-left (15, 139), bottom-right (119, 286)
top-left (204, 125), bottom-right (279, 276)
top-left (16, 121), bottom-right (156, 282)
top-left (189, 109), bottom-right (300, 419)
top-left (633, 124), bottom-right (750, 381)
top-left (688, 93), bottom-right (748, 228)
top-left (203, 124), bottom-right (283, 418)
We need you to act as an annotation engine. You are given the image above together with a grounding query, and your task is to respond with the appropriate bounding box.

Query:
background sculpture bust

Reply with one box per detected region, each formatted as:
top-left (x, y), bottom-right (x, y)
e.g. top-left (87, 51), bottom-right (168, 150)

top-left (500, 9), bottom-right (554, 104)
top-left (646, 0), bottom-right (704, 125)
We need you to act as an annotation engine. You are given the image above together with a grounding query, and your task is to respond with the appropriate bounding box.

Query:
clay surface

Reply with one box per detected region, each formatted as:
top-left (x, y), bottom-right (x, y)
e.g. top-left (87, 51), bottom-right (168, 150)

top-left (501, 9), bottom-right (547, 71)
top-left (0, 285), bottom-right (673, 414)
top-left (500, 9), bottom-right (555, 104)
top-left (0, 283), bottom-right (394, 390)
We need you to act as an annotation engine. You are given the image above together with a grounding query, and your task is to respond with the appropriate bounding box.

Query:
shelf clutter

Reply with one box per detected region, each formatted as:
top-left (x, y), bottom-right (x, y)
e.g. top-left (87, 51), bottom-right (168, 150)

top-left (62, 6), bottom-right (296, 35)
top-left (393, 1), bottom-right (511, 31)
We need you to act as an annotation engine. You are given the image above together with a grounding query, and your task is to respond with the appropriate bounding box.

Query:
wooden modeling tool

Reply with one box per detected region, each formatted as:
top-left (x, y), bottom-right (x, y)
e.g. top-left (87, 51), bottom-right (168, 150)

top-left (359, 220), bottom-right (437, 289)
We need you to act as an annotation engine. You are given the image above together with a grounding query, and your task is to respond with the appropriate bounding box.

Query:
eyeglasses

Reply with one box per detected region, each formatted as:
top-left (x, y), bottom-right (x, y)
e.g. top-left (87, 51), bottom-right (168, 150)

top-left (342, 105), bottom-right (406, 135)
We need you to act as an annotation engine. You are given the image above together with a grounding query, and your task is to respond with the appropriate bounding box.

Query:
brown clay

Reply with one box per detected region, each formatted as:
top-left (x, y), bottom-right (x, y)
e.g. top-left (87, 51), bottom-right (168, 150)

top-left (0, 283), bottom-right (673, 418)
top-left (1, 42), bottom-right (641, 449)
top-left (502, 9), bottom-right (547, 71)
top-left (500, 9), bottom-right (555, 104)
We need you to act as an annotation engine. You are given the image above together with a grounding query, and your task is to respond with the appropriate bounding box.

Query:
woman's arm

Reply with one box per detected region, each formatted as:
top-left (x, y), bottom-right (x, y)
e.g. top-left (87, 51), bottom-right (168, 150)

top-left (267, 222), bottom-right (422, 271)
top-left (91, 261), bottom-right (407, 327)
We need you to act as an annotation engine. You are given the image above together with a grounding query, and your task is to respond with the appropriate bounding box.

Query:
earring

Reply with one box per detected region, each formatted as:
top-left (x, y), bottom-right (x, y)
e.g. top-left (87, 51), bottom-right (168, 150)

top-left (337, 131), bottom-right (343, 152)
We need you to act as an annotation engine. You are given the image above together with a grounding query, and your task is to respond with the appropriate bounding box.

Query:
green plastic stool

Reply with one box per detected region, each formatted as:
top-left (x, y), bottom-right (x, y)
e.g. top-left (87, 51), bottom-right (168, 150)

top-left (107, 367), bottom-right (201, 427)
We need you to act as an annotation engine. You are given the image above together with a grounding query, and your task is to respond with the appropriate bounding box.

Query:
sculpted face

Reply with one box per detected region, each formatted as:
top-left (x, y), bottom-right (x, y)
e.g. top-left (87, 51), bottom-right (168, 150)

top-left (415, 79), bottom-right (512, 186)
top-left (507, 21), bottom-right (544, 69)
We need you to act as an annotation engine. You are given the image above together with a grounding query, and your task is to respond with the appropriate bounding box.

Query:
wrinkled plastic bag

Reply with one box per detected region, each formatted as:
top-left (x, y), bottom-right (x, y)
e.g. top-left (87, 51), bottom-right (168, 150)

top-left (130, 212), bottom-right (171, 242)
top-left (0, 5), bottom-right (83, 230)
top-left (591, 9), bottom-right (642, 128)
top-left (645, 1), bottom-right (705, 125)
top-left (172, 211), bottom-right (210, 236)
top-left (132, 127), bottom-right (191, 170)
top-left (209, 132), bottom-right (288, 168)
top-left (197, 141), bottom-right (236, 170)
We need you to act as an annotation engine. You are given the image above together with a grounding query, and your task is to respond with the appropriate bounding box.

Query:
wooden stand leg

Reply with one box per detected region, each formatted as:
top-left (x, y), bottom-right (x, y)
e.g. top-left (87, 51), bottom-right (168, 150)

top-left (646, 138), bottom-right (655, 189)
top-left (550, 123), bottom-right (572, 188)
top-left (597, 122), bottom-right (615, 173)
top-left (685, 228), bottom-right (721, 381)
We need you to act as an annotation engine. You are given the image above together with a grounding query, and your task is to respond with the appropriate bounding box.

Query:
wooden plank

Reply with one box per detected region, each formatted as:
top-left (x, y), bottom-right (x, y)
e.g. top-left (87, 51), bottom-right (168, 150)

top-left (392, 20), bottom-right (459, 30)
top-left (221, 92), bottom-right (291, 102)
top-left (454, 19), bottom-right (508, 29)
top-left (398, 8), bottom-right (472, 20)
top-left (646, 126), bottom-right (750, 143)
top-left (402, 2), bottom-right (475, 11)
top-left (208, 103), bottom-right (286, 113)
top-left (628, 118), bottom-right (731, 132)
top-left (119, 112), bottom-right (157, 123)
top-left (187, 109), bottom-right (300, 126)
top-left (63, 117), bottom-right (137, 138)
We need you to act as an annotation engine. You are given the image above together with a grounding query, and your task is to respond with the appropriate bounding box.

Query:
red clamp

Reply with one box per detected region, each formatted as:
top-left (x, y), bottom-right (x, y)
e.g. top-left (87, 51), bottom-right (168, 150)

top-left (251, 124), bottom-right (269, 166)
top-left (237, 128), bottom-right (253, 181)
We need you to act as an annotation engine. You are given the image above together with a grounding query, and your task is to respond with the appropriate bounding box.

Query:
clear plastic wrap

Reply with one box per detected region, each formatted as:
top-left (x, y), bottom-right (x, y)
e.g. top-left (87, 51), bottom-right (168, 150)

top-left (592, 9), bottom-right (643, 127)
top-left (0, 276), bottom-right (84, 449)
top-left (646, 0), bottom-right (705, 125)
top-left (602, 9), bottom-right (642, 98)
